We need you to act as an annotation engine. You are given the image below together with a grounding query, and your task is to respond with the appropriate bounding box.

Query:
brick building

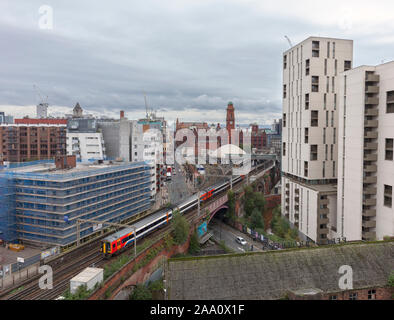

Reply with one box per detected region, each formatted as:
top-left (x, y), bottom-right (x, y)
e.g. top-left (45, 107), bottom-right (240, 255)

top-left (0, 124), bottom-right (67, 163)
top-left (250, 123), bottom-right (267, 151)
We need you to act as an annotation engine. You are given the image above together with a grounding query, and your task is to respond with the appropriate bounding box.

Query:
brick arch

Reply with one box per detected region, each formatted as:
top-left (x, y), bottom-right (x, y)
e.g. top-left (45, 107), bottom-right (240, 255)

top-left (207, 205), bottom-right (229, 224)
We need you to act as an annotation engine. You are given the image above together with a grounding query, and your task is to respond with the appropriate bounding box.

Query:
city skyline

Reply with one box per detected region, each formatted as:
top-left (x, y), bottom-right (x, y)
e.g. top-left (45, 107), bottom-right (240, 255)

top-left (1, 0), bottom-right (394, 125)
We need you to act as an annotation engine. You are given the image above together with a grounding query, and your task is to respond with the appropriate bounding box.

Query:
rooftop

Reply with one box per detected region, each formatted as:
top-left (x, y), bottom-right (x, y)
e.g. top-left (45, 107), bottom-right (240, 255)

top-left (0, 160), bottom-right (151, 181)
top-left (167, 241), bottom-right (394, 300)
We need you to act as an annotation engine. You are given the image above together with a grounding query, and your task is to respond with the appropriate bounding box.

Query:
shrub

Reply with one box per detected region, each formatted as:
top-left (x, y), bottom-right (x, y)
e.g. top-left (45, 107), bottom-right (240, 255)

top-left (172, 210), bottom-right (189, 245)
top-left (129, 284), bottom-right (152, 300)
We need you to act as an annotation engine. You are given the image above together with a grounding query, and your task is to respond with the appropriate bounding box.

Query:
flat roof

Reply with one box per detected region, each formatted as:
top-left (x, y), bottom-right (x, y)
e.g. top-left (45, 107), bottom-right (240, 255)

top-left (70, 267), bottom-right (103, 283)
top-left (1, 161), bottom-right (151, 181)
top-left (283, 36), bottom-right (353, 54)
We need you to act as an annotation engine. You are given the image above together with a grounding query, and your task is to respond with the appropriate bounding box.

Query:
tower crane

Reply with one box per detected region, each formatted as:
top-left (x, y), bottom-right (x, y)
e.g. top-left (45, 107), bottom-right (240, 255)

top-left (33, 84), bottom-right (48, 104)
top-left (284, 35), bottom-right (293, 48)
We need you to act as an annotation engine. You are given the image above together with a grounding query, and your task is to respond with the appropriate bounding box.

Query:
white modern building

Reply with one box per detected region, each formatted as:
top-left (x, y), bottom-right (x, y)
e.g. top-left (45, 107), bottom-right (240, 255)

top-left (337, 61), bottom-right (394, 241)
top-left (67, 132), bottom-right (106, 161)
top-left (281, 36), bottom-right (353, 244)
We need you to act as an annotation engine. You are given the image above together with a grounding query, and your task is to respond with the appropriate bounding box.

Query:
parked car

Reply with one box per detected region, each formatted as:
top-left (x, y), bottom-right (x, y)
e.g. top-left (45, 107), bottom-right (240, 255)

top-left (236, 237), bottom-right (247, 246)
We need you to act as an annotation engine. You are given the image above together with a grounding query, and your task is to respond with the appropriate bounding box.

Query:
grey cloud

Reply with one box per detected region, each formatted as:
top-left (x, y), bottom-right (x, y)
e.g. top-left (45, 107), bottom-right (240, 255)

top-left (0, 0), bottom-right (393, 125)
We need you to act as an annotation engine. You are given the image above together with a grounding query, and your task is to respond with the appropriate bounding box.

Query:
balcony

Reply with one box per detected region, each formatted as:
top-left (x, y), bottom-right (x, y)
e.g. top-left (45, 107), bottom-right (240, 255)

top-left (365, 86), bottom-right (379, 94)
top-left (285, 205), bottom-right (289, 211)
top-left (366, 74), bottom-right (380, 82)
top-left (365, 109), bottom-right (378, 116)
top-left (364, 120), bottom-right (378, 128)
top-left (363, 176), bottom-right (377, 184)
top-left (320, 199), bottom-right (329, 205)
top-left (364, 131), bottom-right (378, 139)
top-left (364, 164), bottom-right (377, 172)
top-left (364, 142), bottom-right (378, 150)
top-left (285, 183), bottom-right (290, 188)
top-left (285, 198), bottom-right (290, 203)
top-left (318, 217), bottom-right (329, 224)
top-left (363, 198), bottom-right (376, 206)
top-left (365, 97), bottom-right (379, 105)
top-left (318, 228), bottom-right (329, 234)
top-left (363, 187), bottom-right (377, 195)
top-left (364, 153), bottom-right (377, 161)
top-left (319, 208), bottom-right (329, 214)
top-left (294, 205), bottom-right (299, 211)
top-left (285, 190), bottom-right (289, 196)
top-left (362, 231), bottom-right (376, 240)
top-left (362, 220), bottom-right (376, 228)
top-left (363, 209), bottom-right (376, 217)
top-left (295, 189), bottom-right (299, 195)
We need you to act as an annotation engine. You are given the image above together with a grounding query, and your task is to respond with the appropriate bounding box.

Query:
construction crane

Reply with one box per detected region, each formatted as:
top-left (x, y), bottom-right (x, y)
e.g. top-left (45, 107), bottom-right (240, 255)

top-left (143, 91), bottom-right (150, 119)
top-left (33, 84), bottom-right (48, 104)
top-left (284, 35), bottom-right (293, 48)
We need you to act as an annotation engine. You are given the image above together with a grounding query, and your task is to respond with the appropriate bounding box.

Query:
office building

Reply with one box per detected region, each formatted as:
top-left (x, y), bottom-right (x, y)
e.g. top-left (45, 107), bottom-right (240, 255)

top-left (0, 158), bottom-right (153, 246)
top-left (67, 118), bottom-right (106, 161)
top-left (0, 123), bottom-right (67, 163)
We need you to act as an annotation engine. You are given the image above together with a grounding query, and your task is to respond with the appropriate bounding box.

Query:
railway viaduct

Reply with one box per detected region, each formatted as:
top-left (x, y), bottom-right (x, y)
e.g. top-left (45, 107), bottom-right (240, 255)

top-left (89, 160), bottom-right (280, 300)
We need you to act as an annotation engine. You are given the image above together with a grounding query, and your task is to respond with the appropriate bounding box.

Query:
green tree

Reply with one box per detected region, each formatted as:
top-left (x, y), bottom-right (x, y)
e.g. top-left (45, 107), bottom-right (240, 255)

top-left (388, 271), bottom-right (394, 287)
top-left (188, 231), bottom-right (200, 254)
top-left (171, 210), bottom-right (190, 245)
top-left (250, 208), bottom-right (264, 230)
top-left (129, 284), bottom-right (152, 300)
top-left (254, 192), bottom-right (266, 212)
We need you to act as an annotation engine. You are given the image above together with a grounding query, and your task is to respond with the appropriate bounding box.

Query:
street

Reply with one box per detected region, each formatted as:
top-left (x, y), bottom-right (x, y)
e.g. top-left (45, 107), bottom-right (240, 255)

top-left (165, 162), bottom-right (194, 206)
top-left (208, 219), bottom-right (263, 253)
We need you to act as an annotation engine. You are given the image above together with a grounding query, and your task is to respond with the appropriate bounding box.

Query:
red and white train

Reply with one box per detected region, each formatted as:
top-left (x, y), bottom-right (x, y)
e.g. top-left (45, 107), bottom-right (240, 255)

top-left (101, 175), bottom-right (244, 257)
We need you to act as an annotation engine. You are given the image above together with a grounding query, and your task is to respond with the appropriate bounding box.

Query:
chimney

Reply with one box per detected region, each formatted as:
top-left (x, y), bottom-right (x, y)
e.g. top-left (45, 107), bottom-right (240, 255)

top-left (120, 110), bottom-right (125, 119)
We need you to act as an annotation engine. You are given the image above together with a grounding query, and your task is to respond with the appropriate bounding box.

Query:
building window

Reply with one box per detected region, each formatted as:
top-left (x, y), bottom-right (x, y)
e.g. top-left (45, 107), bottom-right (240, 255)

top-left (312, 76), bottom-right (319, 92)
top-left (304, 161), bottom-right (308, 177)
top-left (384, 185), bottom-right (392, 208)
top-left (305, 93), bottom-right (309, 109)
top-left (311, 110), bottom-right (318, 127)
top-left (310, 145), bottom-right (318, 161)
top-left (329, 295), bottom-right (337, 300)
top-left (368, 289), bottom-right (376, 300)
top-left (344, 60), bottom-right (352, 71)
top-left (327, 41), bottom-right (330, 58)
top-left (324, 59), bottom-right (327, 75)
top-left (334, 59), bottom-right (337, 76)
top-left (306, 59), bottom-right (310, 76)
top-left (333, 161), bottom-right (336, 177)
top-left (312, 41), bottom-right (320, 57)
top-left (349, 292), bottom-right (358, 300)
top-left (305, 128), bottom-right (309, 144)
top-left (283, 114), bottom-right (287, 127)
top-left (387, 91), bottom-right (394, 113)
top-left (283, 55), bottom-right (287, 69)
top-left (283, 85), bottom-right (287, 99)
top-left (385, 138), bottom-right (393, 160)
top-left (283, 142), bottom-right (286, 156)
top-left (333, 42), bottom-right (336, 58)
top-left (324, 93), bottom-right (327, 110)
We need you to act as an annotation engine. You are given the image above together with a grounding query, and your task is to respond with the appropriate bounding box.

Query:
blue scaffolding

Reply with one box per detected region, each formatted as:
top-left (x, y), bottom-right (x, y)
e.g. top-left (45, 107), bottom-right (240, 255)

top-left (0, 161), bottom-right (153, 246)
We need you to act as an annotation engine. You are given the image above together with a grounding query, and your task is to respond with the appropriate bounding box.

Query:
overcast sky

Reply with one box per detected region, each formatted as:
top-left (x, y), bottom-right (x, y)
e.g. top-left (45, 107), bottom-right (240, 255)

top-left (1, 0), bottom-right (394, 127)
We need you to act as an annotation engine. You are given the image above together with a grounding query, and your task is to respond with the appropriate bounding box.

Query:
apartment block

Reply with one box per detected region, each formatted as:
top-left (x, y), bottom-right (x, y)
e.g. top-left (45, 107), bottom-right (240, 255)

top-left (281, 37), bottom-right (353, 244)
top-left (0, 124), bottom-right (67, 163)
top-left (0, 159), bottom-right (153, 246)
top-left (67, 118), bottom-right (106, 161)
top-left (337, 61), bottom-right (394, 241)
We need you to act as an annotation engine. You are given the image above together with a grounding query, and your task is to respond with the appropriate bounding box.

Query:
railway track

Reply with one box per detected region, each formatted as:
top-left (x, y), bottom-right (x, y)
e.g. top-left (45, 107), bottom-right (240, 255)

top-left (2, 162), bottom-right (274, 300)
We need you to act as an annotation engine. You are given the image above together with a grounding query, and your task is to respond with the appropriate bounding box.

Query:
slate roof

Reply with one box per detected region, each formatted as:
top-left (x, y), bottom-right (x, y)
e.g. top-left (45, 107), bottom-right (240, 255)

top-left (167, 241), bottom-right (394, 300)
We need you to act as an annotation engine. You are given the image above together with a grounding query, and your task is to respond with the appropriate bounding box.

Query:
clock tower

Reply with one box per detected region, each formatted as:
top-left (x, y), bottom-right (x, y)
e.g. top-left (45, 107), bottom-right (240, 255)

top-left (226, 101), bottom-right (235, 131)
